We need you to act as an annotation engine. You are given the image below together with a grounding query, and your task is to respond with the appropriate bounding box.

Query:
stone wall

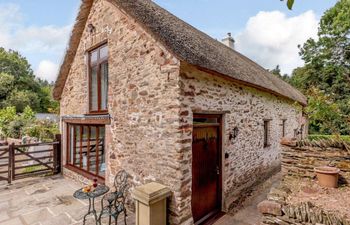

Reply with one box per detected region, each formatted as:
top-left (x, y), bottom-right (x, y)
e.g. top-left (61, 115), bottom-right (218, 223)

top-left (59, 0), bottom-right (186, 224)
top-left (281, 140), bottom-right (350, 184)
top-left (259, 140), bottom-right (350, 225)
top-left (259, 180), bottom-right (350, 225)
top-left (179, 63), bottom-right (304, 211)
top-left (59, 0), bottom-right (305, 224)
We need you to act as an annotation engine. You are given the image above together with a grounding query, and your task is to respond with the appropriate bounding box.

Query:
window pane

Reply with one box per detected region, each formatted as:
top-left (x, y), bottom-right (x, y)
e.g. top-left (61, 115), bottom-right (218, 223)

top-left (69, 126), bottom-right (74, 164)
top-left (82, 126), bottom-right (89, 170)
top-left (100, 45), bottom-right (108, 59)
top-left (89, 127), bottom-right (97, 174)
top-left (90, 66), bottom-right (98, 111)
top-left (67, 124), bottom-right (106, 178)
top-left (100, 63), bottom-right (108, 110)
top-left (98, 127), bottom-right (105, 177)
top-left (75, 126), bottom-right (81, 167)
top-left (90, 50), bottom-right (98, 64)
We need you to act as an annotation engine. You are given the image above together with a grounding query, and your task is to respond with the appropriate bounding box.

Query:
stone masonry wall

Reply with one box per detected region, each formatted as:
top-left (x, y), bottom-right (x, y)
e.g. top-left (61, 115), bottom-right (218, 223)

top-left (59, 0), bottom-right (306, 224)
top-left (59, 0), bottom-right (187, 224)
top-left (281, 141), bottom-right (350, 184)
top-left (179, 63), bottom-right (304, 211)
top-left (259, 180), bottom-right (350, 225)
top-left (259, 141), bottom-right (350, 225)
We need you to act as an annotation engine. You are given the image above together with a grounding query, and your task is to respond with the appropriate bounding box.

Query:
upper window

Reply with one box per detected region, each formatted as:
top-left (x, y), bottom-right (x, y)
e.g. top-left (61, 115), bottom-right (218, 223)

top-left (264, 120), bottom-right (271, 148)
top-left (89, 44), bottom-right (108, 113)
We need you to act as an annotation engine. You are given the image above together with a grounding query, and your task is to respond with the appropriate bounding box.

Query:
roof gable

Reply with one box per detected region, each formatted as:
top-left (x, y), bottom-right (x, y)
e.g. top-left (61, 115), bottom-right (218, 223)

top-left (53, 0), bottom-right (307, 105)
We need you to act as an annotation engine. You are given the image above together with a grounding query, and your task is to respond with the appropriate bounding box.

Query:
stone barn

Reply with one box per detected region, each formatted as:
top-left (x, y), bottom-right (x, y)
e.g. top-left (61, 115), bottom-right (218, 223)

top-left (53, 0), bottom-right (307, 224)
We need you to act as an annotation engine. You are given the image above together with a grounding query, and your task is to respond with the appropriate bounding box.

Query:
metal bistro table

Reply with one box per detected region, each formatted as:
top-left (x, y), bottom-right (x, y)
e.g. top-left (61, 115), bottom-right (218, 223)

top-left (74, 184), bottom-right (110, 225)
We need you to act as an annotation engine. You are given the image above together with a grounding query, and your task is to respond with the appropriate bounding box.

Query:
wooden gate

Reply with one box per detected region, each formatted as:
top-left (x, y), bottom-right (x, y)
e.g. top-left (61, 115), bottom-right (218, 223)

top-left (192, 114), bottom-right (222, 224)
top-left (0, 146), bottom-right (10, 183)
top-left (0, 134), bottom-right (61, 184)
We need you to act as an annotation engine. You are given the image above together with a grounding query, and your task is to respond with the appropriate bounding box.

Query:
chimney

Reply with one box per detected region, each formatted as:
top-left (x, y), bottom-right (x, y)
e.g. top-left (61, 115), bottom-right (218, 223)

top-left (222, 32), bottom-right (235, 49)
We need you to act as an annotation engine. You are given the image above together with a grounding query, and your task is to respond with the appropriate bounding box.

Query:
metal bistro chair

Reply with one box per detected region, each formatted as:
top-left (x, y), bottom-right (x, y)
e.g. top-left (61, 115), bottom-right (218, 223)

top-left (98, 170), bottom-right (129, 225)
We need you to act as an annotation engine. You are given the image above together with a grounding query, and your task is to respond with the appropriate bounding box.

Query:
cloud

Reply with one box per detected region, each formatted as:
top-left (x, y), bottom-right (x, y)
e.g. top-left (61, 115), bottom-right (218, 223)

top-left (13, 25), bottom-right (71, 53)
top-left (35, 60), bottom-right (59, 82)
top-left (0, 3), bottom-right (71, 81)
top-left (235, 10), bottom-right (319, 75)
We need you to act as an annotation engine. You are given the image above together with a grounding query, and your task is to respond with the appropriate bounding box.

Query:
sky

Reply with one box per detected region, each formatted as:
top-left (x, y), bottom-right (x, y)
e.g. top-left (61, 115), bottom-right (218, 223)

top-left (0, 0), bottom-right (338, 82)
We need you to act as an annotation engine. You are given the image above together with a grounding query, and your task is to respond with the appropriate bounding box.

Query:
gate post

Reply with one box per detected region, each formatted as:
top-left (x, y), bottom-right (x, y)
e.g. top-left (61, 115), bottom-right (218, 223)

top-left (53, 134), bottom-right (62, 174)
top-left (8, 143), bottom-right (15, 183)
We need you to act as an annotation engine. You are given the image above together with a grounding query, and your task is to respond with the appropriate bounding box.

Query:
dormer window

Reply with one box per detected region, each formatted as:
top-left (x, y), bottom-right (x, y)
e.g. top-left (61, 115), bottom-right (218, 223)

top-left (89, 44), bottom-right (108, 113)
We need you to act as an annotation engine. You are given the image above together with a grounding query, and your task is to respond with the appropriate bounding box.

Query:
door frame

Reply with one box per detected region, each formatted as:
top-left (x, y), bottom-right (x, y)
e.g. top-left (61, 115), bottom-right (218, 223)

top-left (192, 113), bottom-right (223, 224)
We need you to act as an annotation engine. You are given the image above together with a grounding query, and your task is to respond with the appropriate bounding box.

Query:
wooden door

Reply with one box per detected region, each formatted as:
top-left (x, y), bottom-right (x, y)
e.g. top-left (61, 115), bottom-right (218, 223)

top-left (192, 115), bottom-right (222, 224)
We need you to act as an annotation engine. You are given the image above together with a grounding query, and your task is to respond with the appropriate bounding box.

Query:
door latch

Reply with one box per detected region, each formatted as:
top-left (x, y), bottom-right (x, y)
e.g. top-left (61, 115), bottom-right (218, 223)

top-left (216, 166), bottom-right (220, 175)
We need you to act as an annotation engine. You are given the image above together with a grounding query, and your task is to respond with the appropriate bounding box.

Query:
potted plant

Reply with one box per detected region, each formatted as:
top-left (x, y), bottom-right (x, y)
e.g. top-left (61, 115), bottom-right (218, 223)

top-left (314, 166), bottom-right (340, 188)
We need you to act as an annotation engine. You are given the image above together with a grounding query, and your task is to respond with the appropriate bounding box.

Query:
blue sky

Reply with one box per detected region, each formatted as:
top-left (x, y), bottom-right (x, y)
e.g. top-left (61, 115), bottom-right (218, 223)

top-left (0, 0), bottom-right (337, 82)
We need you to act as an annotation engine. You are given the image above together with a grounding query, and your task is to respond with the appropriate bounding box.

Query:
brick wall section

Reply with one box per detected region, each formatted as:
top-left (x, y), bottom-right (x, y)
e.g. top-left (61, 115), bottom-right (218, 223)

top-left (179, 63), bottom-right (303, 210)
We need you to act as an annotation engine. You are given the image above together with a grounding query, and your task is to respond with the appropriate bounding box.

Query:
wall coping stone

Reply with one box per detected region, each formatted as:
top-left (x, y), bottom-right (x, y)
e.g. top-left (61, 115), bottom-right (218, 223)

top-left (132, 182), bottom-right (172, 205)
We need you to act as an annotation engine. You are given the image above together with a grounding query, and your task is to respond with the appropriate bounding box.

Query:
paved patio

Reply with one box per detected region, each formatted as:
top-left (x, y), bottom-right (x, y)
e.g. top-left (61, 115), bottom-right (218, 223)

top-left (214, 172), bottom-right (281, 225)
top-left (0, 173), bottom-right (280, 225)
top-left (0, 175), bottom-right (135, 225)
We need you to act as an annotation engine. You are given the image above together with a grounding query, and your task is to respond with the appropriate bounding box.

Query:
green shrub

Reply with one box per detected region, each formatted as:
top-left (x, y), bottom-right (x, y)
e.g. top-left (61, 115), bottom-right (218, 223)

top-left (23, 120), bottom-right (59, 142)
top-left (0, 106), bottom-right (58, 141)
top-left (308, 135), bottom-right (350, 142)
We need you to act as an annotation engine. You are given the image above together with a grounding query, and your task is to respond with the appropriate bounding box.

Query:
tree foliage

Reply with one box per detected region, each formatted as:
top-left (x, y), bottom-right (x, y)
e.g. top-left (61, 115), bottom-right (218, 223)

top-left (288, 0), bottom-right (350, 135)
top-left (269, 65), bottom-right (291, 83)
top-left (280, 0), bottom-right (295, 10)
top-left (0, 48), bottom-right (58, 113)
top-left (305, 88), bottom-right (344, 135)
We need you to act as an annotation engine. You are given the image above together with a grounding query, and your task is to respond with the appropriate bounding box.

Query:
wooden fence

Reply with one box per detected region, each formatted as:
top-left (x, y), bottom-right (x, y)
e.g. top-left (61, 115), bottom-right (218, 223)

top-left (0, 134), bottom-right (61, 184)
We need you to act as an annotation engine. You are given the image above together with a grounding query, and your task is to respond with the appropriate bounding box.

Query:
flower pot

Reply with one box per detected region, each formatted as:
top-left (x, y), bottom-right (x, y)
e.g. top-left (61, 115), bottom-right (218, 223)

top-left (314, 166), bottom-right (340, 188)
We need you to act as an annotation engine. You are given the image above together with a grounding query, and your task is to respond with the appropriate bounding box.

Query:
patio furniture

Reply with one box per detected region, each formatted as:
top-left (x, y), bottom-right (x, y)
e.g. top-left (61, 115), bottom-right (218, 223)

top-left (74, 184), bottom-right (110, 225)
top-left (98, 170), bottom-right (129, 225)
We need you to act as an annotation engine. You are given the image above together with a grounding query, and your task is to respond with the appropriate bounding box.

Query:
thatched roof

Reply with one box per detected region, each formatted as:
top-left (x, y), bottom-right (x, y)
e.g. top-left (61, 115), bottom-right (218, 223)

top-left (53, 0), bottom-right (307, 105)
top-left (53, 0), bottom-right (93, 100)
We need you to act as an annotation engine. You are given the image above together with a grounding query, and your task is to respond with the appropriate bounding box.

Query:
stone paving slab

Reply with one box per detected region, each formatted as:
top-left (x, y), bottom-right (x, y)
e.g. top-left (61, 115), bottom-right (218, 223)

top-left (214, 172), bottom-right (282, 225)
top-left (0, 175), bottom-right (135, 225)
top-left (0, 172), bottom-right (279, 225)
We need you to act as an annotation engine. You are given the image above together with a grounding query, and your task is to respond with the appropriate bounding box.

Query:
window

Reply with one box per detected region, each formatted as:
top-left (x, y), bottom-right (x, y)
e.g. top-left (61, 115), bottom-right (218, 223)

top-left (67, 124), bottom-right (106, 179)
top-left (89, 44), bottom-right (108, 113)
top-left (264, 120), bottom-right (271, 147)
top-left (282, 119), bottom-right (287, 137)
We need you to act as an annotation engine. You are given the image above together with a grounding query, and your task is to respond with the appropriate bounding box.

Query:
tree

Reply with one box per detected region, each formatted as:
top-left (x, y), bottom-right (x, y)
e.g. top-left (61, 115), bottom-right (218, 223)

top-left (269, 65), bottom-right (291, 83)
top-left (0, 73), bottom-right (15, 99)
top-left (289, 0), bottom-right (350, 135)
top-left (0, 48), bottom-right (59, 113)
top-left (5, 90), bottom-right (40, 113)
top-left (280, 0), bottom-right (294, 10)
top-left (305, 87), bottom-right (344, 135)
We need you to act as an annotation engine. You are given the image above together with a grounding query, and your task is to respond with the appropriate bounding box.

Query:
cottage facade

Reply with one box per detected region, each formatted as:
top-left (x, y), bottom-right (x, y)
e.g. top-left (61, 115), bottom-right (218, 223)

top-left (53, 0), bottom-right (307, 224)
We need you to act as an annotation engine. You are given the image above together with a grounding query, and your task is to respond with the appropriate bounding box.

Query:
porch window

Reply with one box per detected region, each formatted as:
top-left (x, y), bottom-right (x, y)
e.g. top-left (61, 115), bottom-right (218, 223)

top-left (67, 124), bottom-right (106, 179)
top-left (264, 120), bottom-right (271, 148)
top-left (89, 44), bottom-right (108, 113)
